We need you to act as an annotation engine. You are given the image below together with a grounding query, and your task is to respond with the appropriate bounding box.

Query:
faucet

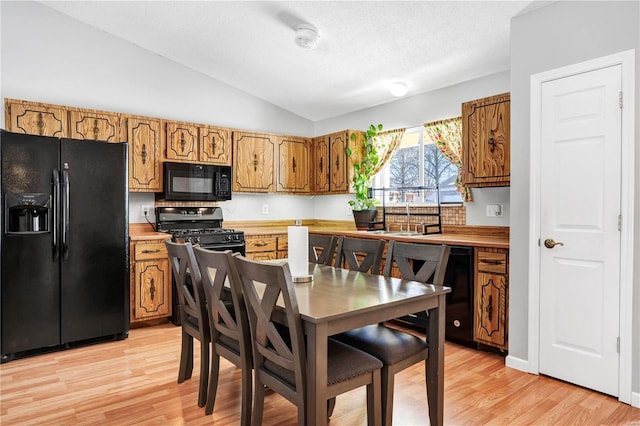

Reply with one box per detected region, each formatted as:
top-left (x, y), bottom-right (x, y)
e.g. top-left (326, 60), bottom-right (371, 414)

top-left (405, 202), bottom-right (411, 232)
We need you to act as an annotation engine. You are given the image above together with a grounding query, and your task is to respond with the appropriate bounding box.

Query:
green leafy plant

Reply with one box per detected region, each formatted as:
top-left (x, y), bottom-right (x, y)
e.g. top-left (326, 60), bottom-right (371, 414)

top-left (346, 123), bottom-right (383, 210)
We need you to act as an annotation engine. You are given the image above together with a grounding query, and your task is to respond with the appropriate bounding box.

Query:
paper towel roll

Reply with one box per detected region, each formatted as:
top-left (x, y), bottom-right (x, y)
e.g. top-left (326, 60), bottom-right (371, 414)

top-left (288, 225), bottom-right (309, 280)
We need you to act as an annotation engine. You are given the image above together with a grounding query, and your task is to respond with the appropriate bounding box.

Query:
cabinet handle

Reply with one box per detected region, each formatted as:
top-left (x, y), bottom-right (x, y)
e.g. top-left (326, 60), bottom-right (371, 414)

top-left (92, 119), bottom-right (99, 140)
top-left (37, 113), bottom-right (45, 135)
top-left (180, 132), bottom-right (186, 152)
top-left (292, 157), bottom-right (297, 173)
top-left (319, 157), bottom-right (323, 173)
top-left (255, 241), bottom-right (267, 247)
top-left (488, 129), bottom-right (495, 153)
top-left (150, 278), bottom-right (156, 301)
top-left (141, 144), bottom-right (147, 165)
top-left (142, 249), bottom-right (160, 253)
top-left (253, 154), bottom-right (258, 172)
top-left (487, 294), bottom-right (493, 321)
top-left (335, 154), bottom-right (340, 170)
top-left (481, 259), bottom-right (503, 265)
top-left (212, 139), bottom-right (216, 152)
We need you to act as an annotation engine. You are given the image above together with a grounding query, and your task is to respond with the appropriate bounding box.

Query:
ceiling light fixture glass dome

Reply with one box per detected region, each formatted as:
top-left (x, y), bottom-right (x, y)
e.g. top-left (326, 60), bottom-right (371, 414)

top-left (295, 23), bottom-right (320, 50)
top-left (390, 81), bottom-right (409, 97)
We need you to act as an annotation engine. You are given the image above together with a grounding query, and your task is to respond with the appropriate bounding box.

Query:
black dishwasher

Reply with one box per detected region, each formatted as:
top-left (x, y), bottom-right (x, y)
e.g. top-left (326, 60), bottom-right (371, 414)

top-left (394, 246), bottom-right (476, 348)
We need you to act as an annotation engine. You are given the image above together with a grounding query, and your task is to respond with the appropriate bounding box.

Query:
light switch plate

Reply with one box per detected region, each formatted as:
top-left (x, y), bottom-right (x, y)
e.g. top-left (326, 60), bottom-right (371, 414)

top-left (486, 204), bottom-right (503, 217)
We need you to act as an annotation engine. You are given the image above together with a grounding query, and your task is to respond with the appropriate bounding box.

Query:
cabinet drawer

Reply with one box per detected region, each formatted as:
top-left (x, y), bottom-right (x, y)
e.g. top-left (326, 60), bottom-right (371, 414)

top-left (277, 235), bottom-right (288, 252)
top-left (134, 242), bottom-right (168, 261)
top-left (477, 250), bottom-right (507, 274)
top-left (245, 236), bottom-right (277, 253)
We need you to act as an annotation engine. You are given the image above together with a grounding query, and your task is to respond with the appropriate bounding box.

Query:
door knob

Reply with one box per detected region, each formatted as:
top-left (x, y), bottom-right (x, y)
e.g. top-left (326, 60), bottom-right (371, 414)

top-left (544, 238), bottom-right (564, 249)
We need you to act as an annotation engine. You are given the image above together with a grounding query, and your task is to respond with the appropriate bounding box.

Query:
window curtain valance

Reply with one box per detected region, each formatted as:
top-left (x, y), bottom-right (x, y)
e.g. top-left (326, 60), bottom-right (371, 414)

top-left (423, 117), bottom-right (472, 202)
top-left (372, 128), bottom-right (405, 176)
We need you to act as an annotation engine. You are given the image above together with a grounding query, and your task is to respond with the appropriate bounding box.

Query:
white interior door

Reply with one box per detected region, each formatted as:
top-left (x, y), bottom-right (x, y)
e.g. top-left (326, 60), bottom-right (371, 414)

top-left (538, 64), bottom-right (621, 396)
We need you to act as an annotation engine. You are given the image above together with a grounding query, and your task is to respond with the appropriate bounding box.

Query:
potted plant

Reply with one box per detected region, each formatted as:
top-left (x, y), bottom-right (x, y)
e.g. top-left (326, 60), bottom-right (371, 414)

top-left (347, 123), bottom-right (383, 229)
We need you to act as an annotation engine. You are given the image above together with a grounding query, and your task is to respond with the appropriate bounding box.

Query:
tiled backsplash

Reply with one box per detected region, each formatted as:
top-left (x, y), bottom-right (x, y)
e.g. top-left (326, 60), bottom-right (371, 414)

top-left (376, 204), bottom-right (466, 231)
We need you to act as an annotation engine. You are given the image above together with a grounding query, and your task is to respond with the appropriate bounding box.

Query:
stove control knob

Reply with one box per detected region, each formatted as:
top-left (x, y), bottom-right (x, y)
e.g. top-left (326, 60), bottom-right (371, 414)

top-left (194, 236), bottom-right (201, 244)
top-left (225, 235), bottom-right (231, 241)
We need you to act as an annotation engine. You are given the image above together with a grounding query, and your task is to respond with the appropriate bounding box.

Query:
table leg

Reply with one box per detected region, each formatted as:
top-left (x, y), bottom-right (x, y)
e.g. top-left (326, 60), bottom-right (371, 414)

top-left (306, 322), bottom-right (329, 425)
top-left (427, 293), bottom-right (446, 426)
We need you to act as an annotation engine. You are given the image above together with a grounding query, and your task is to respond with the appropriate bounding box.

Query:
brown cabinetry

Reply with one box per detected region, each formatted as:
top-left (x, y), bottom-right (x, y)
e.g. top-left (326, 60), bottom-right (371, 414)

top-left (312, 136), bottom-right (330, 193)
top-left (474, 247), bottom-right (509, 350)
top-left (312, 130), bottom-right (360, 194)
top-left (277, 135), bottom-right (311, 193)
top-left (126, 116), bottom-right (163, 192)
top-left (232, 131), bottom-right (276, 192)
top-left (130, 240), bottom-right (172, 323)
top-left (165, 122), bottom-right (198, 162)
top-left (462, 93), bottom-right (510, 187)
top-left (69, 109), bottom-right (121, 142)
top-left (5, 99), bottom-right (68, 138)
top-left (199, 125), bottom-right (231, 165)
top-left (276, 234), bottom-right (288, 259)
top-left (244, 235), bottom-right (278, 261)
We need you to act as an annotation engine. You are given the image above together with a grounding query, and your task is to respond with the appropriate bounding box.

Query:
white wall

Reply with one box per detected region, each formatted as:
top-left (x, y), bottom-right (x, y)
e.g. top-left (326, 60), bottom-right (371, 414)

top-left (314, 71), bottom-right (512, 226)
top-left (510, 0), bottom-right (639, 397)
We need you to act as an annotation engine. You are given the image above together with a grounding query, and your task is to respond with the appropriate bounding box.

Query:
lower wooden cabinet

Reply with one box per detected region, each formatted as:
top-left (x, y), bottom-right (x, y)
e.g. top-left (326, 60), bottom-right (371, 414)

top-left (130, 240), bottom-right (172, 323)
top-left (244, 235), bottom-right (278, 261)
top-left (474, 247), bottom-right (509, 350)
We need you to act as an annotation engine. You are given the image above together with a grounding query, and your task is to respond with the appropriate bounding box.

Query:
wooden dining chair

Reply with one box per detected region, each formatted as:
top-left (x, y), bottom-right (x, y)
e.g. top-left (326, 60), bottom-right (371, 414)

top-left (233, 255), bottom-right (383, 426)
top-left (193, 248), bottom-right (252, 425)
top-left (165, 240), bottom-right (210, 408)
top-left (334, 241), bottom-right (450, 426)
top-left (308, 234), bottom-right (338, 265)
top-left (334, 236), bottom-right (385, 274)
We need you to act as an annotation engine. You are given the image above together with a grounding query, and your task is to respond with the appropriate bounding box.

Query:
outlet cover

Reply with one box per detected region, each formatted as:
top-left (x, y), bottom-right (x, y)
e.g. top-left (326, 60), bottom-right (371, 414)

top-left (486, 204), bottom-right (503, 217)
top-left (262, 204), bottom-right (269, 215)
top-left (141, 205), bottom-right (153, 216)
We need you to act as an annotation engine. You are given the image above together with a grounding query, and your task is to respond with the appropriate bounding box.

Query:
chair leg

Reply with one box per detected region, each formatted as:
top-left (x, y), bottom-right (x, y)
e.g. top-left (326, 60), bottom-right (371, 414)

top-left (205, 353), bottom-right (220, 415)
top-left (251, 377), bottom-right (265, 426)
top-left (381, 366), bottom-right (394, 426)
top-left (178, 332), bottom-right (193, 383)
top-left (367, 369), bottom-right (382, 426)
top-left (327, 397), bottom-right (337, 417)
top-left (240, 359), bottom-right (252, 426)
top-left (198, 339), bottom-right (210, 408)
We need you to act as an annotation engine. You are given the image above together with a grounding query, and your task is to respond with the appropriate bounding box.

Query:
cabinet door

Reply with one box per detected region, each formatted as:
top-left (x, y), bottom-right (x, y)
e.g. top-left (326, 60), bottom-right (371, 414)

top-left (462, 93), bottom-right (510, 187)
top-left (277, 136), bottom-right (310, 193)
top-left (69, 110), bottom-right (120, 142)
top-left (127, 117), bottom-right (163, 192)
top-left (474, 272), bottom-right (508, 349)
top-left (165, 122), bottom-right (198, 162)
top-left (232, 132), bottom-right (275, 192)
top-left (329, 131), bottom-right (349, 192)
top-left (6, 100), bottom-right (68, 137)
top-left (199, 125), bottom-right (231, 165)
top-left (313, 136), bottom-right (330, 193)
top-left (132, 258), bottom-right (171, 321)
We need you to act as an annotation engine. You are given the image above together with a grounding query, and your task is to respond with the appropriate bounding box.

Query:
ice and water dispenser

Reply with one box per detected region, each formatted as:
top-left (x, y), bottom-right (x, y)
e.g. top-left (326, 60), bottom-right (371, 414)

top-left (5, 193), bottom-right (51, 234)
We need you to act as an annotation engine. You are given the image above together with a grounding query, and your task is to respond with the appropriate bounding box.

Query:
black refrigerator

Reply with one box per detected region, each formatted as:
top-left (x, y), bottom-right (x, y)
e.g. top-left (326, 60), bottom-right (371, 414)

top-left (1, 130), bottom-right (129, 362)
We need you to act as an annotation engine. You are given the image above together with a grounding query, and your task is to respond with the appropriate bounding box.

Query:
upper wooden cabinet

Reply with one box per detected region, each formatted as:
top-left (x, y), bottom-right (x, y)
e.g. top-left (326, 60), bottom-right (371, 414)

top-left (199, 125), bottom-right (231, 165)
top-left (232, 131), bottom-right (275, 192)
top-left (126, 116), bottom-right (163, 192)
top-left (69, 109), bottom-right (121, 142)
top-left (277, 135), bottom-right (311, 193)
top-left (165, 121), bottom-right (198, 162)
top-left (5, 99), bottom-right (68, 138)
top-left (312, 136), bottom-right (330, 193)
top-left (461, 93), bottom-right (510, 187)
top-left (329, 131), bottom-right (350, 193)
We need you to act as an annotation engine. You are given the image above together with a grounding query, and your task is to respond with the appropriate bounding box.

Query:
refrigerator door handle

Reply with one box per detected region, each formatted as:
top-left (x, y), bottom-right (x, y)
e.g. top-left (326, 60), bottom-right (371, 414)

top-left (52, 169), bottom-right (60, 261)
top-left (62, 164), bottom-right (70, 260)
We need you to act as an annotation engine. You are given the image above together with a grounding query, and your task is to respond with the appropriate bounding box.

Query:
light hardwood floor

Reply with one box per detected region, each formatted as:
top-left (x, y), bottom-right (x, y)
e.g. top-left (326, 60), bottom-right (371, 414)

top-left (1, 323), bottom-right (639, 425)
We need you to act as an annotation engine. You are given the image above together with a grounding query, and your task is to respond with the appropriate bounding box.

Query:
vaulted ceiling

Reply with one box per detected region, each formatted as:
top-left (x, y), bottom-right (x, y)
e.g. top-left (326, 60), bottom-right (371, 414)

top-left (40, 1), bottom-right (541, 121)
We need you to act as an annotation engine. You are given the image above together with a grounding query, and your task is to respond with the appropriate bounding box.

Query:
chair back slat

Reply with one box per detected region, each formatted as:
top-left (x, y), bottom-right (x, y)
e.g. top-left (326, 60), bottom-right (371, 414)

top-left (382, 240), bottom-right (450, 285)
top-left (335, 236), bottom-right (385, 274)
top-left (165, 241), bottom-right (208, 328)
top-left (309, 234), bottom-right (338, 265)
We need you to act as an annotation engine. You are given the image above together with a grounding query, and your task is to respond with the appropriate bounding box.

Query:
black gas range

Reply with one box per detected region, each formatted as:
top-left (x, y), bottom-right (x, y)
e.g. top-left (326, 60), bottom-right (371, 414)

top-left (156, 206), bottom-right (245, 254)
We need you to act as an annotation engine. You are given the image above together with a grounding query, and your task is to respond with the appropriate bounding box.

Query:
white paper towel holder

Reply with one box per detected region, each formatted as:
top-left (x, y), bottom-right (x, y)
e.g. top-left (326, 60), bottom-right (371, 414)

top-left (290, 219), bottom-right (313, 283)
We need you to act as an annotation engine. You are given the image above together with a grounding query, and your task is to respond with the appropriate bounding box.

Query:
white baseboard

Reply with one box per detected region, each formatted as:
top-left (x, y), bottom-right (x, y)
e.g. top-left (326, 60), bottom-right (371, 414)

top-left (505, 354), bottom-right (530, 373)
top-left (632, 391), bottom-right (640, 408)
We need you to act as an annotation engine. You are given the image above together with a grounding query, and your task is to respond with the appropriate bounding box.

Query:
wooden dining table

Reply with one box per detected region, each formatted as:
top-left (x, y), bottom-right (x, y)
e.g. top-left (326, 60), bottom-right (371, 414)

top-left (290, 263), bottom-right (451, 426)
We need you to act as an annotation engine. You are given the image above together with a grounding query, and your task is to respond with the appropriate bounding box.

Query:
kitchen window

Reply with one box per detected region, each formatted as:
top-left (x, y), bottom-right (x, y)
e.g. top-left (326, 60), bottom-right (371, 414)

top-left (373, 126), bottom-right (463, 205)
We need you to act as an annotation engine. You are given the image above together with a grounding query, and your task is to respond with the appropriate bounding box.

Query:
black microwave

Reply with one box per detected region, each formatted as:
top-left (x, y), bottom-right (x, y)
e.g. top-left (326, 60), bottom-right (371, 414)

top-left (163, 162), bottom-right (232, 201)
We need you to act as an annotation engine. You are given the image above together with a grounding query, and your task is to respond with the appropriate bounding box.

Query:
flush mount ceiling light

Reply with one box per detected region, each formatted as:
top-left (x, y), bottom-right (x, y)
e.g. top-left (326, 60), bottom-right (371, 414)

top-left (390, 81), bottom-right (409, 97)
top-left (294, 23), bottom-right (320, 50)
